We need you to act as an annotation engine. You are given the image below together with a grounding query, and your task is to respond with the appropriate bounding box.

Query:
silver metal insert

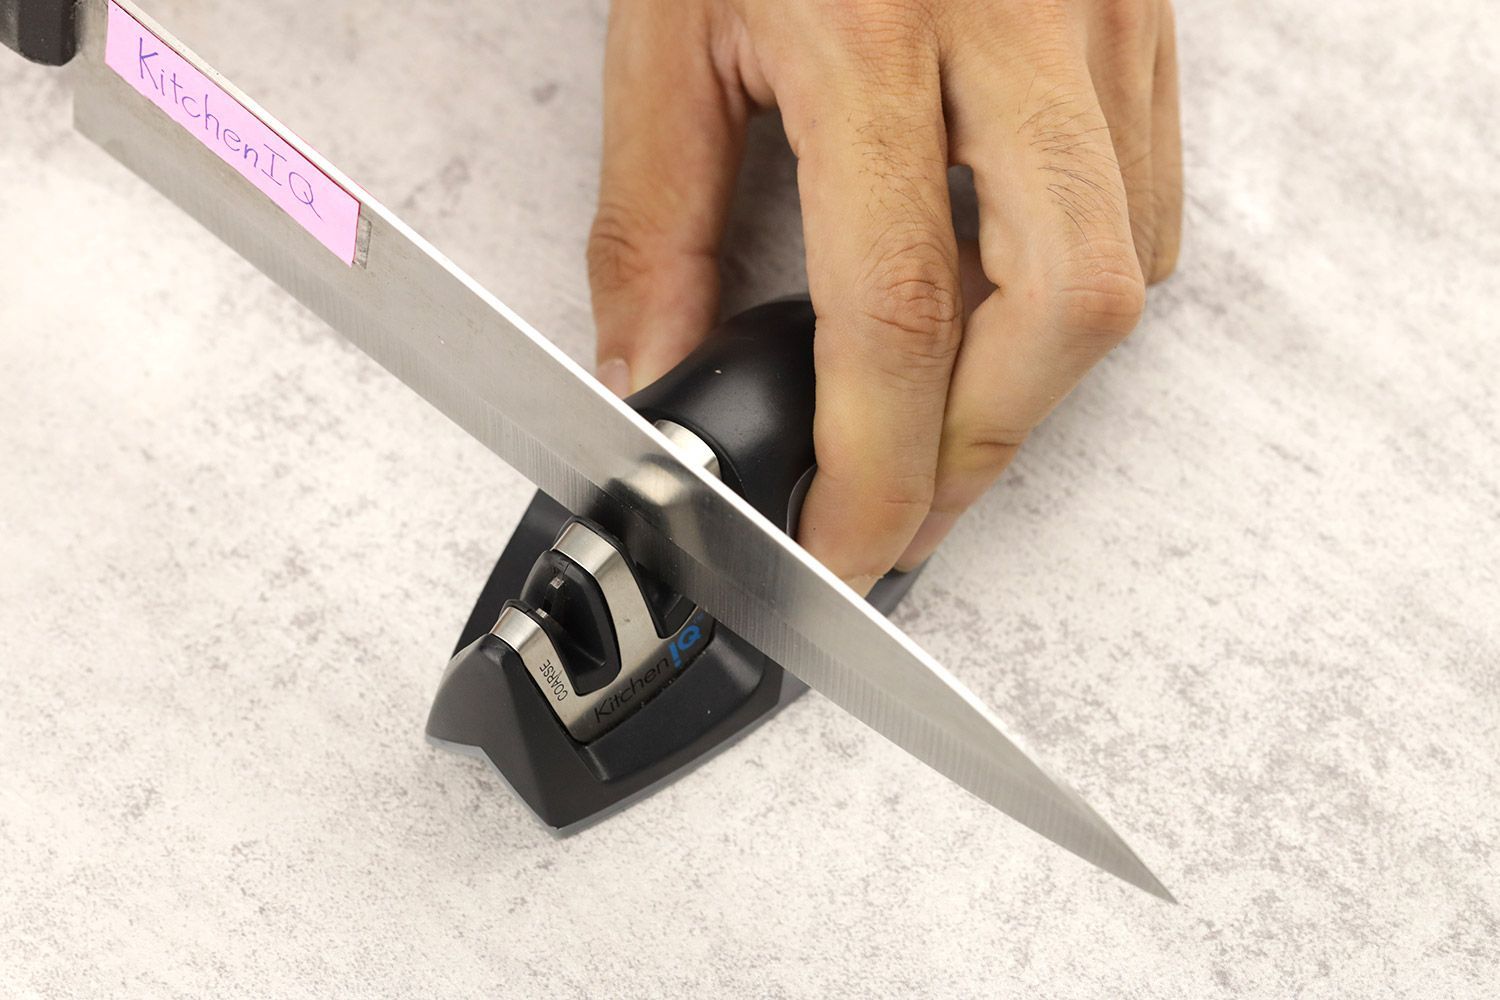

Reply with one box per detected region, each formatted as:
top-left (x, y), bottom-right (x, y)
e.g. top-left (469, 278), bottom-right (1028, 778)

top-left (653, 420), bottom-right (720, 478)
top-left (535, 521), bottom-right (712, 741)
top-left (551, 522), bottom-right (664, 674)
top-left (492, 569), bottom-right (710, 744)
top-left (491, 606), bottom-right (583, 727)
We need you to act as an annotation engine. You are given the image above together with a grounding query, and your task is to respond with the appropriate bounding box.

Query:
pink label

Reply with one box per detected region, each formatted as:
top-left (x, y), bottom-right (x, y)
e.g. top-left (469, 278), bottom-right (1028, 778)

top-left (104, 2), bottom-right (360, 264)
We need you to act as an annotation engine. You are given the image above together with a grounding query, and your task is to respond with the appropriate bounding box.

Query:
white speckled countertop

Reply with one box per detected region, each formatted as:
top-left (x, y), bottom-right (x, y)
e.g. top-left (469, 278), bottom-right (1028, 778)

top-left (2, 1), bottom-right (1496, 996)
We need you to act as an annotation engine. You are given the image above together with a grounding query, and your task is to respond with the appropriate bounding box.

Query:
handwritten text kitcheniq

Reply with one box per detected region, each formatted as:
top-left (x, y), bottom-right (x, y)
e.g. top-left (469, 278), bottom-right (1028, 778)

top-left (103, 2), bottom-right (361, 263)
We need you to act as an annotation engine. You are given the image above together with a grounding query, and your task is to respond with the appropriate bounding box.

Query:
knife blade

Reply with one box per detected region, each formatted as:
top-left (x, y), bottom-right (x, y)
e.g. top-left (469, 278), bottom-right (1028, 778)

top-left (24, 0), bottom-right (1170, 899)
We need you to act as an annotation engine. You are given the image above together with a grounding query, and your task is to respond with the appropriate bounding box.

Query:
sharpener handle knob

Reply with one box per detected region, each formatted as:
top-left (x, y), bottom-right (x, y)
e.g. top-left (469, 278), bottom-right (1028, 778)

top-left (627, 298), bottom-right (819, 529)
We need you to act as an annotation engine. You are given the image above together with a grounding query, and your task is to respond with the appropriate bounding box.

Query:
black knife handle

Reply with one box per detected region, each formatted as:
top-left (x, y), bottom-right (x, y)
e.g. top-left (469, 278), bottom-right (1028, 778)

top-left (1, 0), bottom-right (77, 65)
top-left (627, 297), bottom-right (819, 529)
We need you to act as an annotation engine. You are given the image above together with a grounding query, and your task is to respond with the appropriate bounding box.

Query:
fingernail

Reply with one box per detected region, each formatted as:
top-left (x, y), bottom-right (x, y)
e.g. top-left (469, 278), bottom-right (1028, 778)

top-left (895, 511), bottom-right (957, 572)
top-left (596, 357), bottom-right (631, 397)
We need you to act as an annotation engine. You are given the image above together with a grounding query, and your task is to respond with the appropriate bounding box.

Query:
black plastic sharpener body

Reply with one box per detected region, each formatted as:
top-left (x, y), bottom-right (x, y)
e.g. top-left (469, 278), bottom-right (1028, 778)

top-left (425, 299), bottom-right (921, 829)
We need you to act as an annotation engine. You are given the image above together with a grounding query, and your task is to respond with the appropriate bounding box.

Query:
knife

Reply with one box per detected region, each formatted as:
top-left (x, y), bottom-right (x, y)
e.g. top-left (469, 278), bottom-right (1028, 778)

top-left (2, 0), bottom-right (1172, 900)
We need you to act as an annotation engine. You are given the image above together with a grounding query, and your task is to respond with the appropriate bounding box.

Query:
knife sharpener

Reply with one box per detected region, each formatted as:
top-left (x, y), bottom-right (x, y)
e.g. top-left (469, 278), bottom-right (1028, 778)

top-left (4, 1), bottom-right (1174, 898)
top-left (426, 299), bottom-right (922, 828)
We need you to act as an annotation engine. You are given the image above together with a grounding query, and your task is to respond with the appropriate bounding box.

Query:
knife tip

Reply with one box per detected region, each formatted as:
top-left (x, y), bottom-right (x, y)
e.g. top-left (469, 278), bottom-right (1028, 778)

top-left (1054, 790), bottom-right (1176, 904)
top-left (1138, 870), bottom-right (1178, 905)
top-left (1105, 838), bottom-right (1176, 904)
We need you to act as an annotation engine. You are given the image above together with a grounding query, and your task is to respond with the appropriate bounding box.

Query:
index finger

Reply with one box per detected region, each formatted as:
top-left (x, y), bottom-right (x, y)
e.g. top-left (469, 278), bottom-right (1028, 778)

top-left (778, 30), bottom-right (961, 593)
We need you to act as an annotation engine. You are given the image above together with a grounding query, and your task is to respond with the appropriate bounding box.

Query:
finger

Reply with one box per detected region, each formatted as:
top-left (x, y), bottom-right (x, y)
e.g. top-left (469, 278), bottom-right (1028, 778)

top-left (775, 22), bottom-right (961, 593)
top-left (588, 0), bottom-right (749, 394)
top-left (880, 237), bottom-right (993, 570)
top-left (1085, 0), bottom-right (1161, 277)
top-left (899, 39), bottom-right (1144, 569)
top-left (1149, 0), bottom-right (1183, 282)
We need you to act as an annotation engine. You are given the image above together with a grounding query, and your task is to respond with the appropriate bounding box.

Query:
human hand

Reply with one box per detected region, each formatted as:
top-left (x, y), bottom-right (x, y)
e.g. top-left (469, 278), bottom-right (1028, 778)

top-left (588, 0), bottom-right (1182, 593)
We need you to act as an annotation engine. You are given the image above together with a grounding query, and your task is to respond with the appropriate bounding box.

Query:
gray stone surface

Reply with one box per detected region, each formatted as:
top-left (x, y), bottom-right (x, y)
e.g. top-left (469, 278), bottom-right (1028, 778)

top-left (1, 1), bottom-right (1496, 996)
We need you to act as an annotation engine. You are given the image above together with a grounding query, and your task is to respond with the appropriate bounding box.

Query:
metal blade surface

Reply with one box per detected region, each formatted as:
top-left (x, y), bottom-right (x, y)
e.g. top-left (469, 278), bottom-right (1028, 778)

top-left (66, 0), bottom-right (1170, 899)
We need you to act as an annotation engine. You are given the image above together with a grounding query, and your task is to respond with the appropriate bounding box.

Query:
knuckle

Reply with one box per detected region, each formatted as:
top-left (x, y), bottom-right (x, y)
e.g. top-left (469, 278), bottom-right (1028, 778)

top-left (1055, 251), bottom-right (1147, 346)
top-left (949, 433), bottom-right (1025, 482)
top-left (586, 201), bottom-right (653, 293)
top-left (859, 470), bottom-right (937, 539)
top-left (808, 464), bottom-right (934, 578)
top-left (878, 468), bottom-right (937, 513)
top-left (933, 423), bottom-right (1026, 512)
top-left (855, 242), bottom-right (963, 371)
